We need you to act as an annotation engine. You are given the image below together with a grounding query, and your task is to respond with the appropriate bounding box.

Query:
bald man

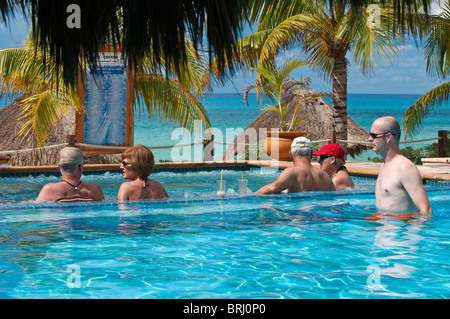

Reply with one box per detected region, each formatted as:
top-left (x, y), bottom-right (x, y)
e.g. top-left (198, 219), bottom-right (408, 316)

top-left (368, 116), bottom-right (432, 218)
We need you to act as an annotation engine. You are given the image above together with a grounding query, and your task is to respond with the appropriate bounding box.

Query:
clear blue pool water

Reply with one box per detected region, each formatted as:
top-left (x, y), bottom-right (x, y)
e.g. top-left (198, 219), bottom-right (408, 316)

top-left (0, 169), bottom-right (449, 299)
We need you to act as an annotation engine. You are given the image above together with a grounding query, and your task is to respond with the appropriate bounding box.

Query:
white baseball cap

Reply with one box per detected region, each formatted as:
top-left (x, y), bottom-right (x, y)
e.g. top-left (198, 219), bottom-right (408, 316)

top-left (291, 136), bottom-right (312, 152)
top-left (59, 147), bottom-right (88, 166)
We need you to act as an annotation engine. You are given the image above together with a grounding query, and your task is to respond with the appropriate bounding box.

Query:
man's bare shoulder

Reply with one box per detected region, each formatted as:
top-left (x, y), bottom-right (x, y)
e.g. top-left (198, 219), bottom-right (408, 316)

top-left (40, 182), bottom-right (66, 194)
top-left (84, 181), bottom-right (103, 189)
top-left (386, 155), bottom-right (420, 177)
top-left (36, 182), bottom-right (64, 202)
top-left (42, 182), bottom-right (61, 189)
top-left (390, 154), bottom-right (416, 167)
top-left (289, 165), bottom-right (309, 175)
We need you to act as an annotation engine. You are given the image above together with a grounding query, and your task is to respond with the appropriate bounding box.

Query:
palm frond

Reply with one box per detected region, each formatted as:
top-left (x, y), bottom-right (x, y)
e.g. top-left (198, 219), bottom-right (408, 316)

top-left (17, 87), bottom-right (82, 147)
top-left (423, 2), bottom-right (450, 79)
top-left (402, 80), bottom-right (450, 138)
top-left (134, 73), bottom-right (211, 138)
top-left (345, 5), bottom-right (402, 77)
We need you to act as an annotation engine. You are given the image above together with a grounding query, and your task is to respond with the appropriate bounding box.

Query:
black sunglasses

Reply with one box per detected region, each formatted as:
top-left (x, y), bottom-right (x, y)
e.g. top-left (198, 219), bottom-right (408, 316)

top-left (318, 154), bottom-right (333, 161)
top-left (369, 132), bottom-right (394, 139)
top-left (121, 161), bottom-right (131, 167)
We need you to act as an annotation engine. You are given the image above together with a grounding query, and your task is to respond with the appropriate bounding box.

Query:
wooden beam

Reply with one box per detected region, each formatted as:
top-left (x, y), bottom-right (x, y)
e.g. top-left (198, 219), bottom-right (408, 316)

top-left (125, 55), bottom-right (135, 147)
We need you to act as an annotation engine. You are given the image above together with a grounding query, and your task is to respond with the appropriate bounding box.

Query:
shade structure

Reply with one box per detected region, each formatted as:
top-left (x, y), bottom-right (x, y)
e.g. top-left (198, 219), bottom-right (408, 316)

top-left (222, 89), bottom-right (370, 161)
top-left (0, 95), bottom-right (76, 166)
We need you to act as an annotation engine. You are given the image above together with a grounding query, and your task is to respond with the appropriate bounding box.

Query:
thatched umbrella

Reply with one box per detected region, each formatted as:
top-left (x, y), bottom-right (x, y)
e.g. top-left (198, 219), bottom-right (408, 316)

top-left (222, 89), bottom-right (370, 161)
top-left (0, 95), bottom-right (121, 166)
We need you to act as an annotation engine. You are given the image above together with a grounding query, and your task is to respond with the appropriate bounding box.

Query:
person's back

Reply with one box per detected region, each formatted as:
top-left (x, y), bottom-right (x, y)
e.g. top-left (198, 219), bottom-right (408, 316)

top-left (118, 178), bottom-right (168, 201)
top-left (37, 181), bottom-right (105, 203)
top-left (287, 165), bottom-right (335, 192)
top-left (36, 147), bottom-right (105, 203)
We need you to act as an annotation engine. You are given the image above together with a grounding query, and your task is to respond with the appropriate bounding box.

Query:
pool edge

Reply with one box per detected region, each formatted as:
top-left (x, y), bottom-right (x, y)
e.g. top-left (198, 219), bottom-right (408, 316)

top-left (1, 160), bottom-right (449, 184)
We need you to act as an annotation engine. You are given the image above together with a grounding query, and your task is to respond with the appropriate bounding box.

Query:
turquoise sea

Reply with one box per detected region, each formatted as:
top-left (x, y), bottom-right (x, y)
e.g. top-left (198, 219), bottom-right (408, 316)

top-left (134, 93), bottom-right (450, 162)
top-left (1, 94), bottom-right (449, 162)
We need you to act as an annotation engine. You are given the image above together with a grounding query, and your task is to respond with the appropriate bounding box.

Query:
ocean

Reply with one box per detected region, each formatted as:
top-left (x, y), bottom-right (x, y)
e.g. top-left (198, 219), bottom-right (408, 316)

top-left (1, 93), bottom-right (449, 162)
top-left (134, 93), bottom-right (450, 162)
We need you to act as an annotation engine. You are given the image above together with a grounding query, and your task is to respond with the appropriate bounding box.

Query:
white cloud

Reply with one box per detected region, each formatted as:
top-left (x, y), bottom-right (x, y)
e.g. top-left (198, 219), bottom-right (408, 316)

top-left (430, 0), bottom-right (444, 15)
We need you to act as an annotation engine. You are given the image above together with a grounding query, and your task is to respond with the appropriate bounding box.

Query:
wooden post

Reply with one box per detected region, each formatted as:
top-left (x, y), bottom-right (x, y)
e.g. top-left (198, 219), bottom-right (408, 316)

top-left (125, 55), bottom-right (135, 147)
top-left (203, 134), bottom-right (214, 161)
top-left (66, 135), bottom-right (76, 146)
top-left (75, 68), bottom-right (85, 144)
top-left (329, 131), bottom-right (336, 144)
top-left (438, 130), bottom-right (448, 157)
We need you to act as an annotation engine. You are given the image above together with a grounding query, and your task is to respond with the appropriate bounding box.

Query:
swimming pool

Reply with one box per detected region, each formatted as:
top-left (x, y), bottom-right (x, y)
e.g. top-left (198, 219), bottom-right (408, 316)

top-left (0, 168), bottom-right (449, 298)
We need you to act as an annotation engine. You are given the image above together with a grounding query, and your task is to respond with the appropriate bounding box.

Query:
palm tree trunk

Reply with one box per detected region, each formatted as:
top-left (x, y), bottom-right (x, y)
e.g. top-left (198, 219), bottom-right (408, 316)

top-left (332, 54), bottom-right (348, 154)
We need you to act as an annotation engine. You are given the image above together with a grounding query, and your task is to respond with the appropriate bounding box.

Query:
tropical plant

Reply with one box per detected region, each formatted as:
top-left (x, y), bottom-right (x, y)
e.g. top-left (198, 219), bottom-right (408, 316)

top-left (0, 0), bottom-right (252, 85)
top-left (402, 1), bottom-right (450, 139)
top-left (206, 0), bottom-right (423, 152)
top-left (0, 30), bottom-right (212, 147)
top-left (242, 57), bottom-right (330, 132)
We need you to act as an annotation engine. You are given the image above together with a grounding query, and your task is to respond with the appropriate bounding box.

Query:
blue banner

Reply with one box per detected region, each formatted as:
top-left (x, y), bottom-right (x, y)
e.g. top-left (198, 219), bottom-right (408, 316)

top-left (83, 52), bottom-right (128, 145)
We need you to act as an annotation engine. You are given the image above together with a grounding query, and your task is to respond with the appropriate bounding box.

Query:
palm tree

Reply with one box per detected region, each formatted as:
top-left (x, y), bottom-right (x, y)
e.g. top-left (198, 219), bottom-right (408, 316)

top-left (402, 1), bottom-right (450, 138)
top-left (0, 0), bottom-right (252, 86)
top-left (242, 57), bottom-right (331, 132)
top-left (210, 0), bottom-right (406, 152)
top-left (0, 33), bottom-right (212, 147)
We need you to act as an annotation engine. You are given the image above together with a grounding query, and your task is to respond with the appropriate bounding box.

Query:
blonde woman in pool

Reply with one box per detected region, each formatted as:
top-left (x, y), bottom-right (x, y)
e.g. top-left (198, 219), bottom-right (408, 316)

top-left (117, 145), bottom-right (169, 201)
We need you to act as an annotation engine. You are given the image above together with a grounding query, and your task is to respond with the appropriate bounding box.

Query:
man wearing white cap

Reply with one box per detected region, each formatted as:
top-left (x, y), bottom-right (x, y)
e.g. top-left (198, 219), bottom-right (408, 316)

top-left (255, 137), bottom-right (335, 194)
top-left (36, 147), bottom-right (105, 202)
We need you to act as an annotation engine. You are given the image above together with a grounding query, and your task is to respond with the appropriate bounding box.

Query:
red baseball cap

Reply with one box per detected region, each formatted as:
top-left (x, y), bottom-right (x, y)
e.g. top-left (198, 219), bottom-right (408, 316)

top-left (313, 143), bottom-right (346, 162)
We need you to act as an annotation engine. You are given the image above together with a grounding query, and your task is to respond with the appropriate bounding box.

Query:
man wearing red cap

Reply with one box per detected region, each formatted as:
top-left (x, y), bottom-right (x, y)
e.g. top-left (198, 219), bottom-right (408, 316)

top-left (313, 143), bottom-right (355, 189)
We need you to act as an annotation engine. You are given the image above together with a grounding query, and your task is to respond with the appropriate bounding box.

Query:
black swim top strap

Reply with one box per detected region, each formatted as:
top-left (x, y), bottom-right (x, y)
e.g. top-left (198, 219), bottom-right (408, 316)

top-left (141, 177), bottom-right (149, 188)
top-left (336, 165), bottom-right (347, 173)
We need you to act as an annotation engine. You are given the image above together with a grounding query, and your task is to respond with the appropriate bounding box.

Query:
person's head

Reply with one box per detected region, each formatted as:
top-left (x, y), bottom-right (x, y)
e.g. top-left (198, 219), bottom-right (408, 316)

top-left (369, 116), bottom-right (401, 155)
top-left (58, 147), bottom-right (87, 175)
top-left (121, 144), bottom-right (154, 180)
top-left (290, 137), bottom-right (313, 160)
top-left (313, 143), bottom-right (345, 173)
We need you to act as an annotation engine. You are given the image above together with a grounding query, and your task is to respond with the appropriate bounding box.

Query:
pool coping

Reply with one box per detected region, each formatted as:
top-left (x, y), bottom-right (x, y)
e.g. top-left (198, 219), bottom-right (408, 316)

top-left (0, 160), bottom-right (449, 182)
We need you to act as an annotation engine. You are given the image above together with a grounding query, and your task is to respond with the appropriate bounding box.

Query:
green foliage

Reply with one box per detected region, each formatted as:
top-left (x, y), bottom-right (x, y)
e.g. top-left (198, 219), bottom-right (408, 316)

top-left (400, 146), bottom-right (427, 165)
top-left (367, 155), bottom-right (384, 163)
top-left (368, 138), bottom-right (449, 165)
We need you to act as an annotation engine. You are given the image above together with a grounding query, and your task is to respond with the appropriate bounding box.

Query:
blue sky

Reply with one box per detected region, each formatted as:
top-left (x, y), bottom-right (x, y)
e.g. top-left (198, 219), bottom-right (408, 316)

top-left (0, 4), bottom-right (446, 95)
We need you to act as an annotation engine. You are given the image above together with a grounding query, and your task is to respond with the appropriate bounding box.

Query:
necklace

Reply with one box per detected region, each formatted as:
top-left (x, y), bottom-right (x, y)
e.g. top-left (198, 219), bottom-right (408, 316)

top-left (63, 179), bottom-right (82, 190)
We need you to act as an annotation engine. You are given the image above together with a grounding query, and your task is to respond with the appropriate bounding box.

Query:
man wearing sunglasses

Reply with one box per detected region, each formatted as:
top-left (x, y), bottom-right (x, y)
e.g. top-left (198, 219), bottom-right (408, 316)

top-left (255, 137), bottom-right (335, 194)
top-left (368, 116), bottom-right (432, 218)
top-left (314, 143), bottom-right (355, 189)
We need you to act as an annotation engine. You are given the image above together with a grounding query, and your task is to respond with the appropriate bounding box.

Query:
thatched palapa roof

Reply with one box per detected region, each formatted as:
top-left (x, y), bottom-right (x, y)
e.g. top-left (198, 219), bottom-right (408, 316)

top-left (0, 95), bottom-right (120, 166)
top-left (222, 89), bottom-right (370, 161)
